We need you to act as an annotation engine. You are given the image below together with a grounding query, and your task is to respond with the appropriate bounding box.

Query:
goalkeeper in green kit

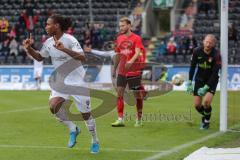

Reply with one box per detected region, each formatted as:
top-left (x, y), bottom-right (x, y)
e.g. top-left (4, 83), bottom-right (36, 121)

top-left (186, 34), bottom-right (221, 130)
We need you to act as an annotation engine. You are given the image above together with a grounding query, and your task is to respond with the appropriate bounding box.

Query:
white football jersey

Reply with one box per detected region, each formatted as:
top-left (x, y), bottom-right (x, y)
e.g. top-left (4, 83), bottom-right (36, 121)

top-left (40, 33), bottom-right (86, 85)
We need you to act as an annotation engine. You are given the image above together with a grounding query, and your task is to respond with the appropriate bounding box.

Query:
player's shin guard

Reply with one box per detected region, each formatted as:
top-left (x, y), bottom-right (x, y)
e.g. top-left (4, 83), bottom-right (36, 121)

top-left (195, 105), bottom-right (204, 116)
top-left (117, 96), bottom-right (124, 120)
top-left (136, 98), bottom-right (143, 120)
top-left (204, 106), bottom-right (212, 122)
top-left (55, 102), bottom-right (76, 132)
top-left (85, 115), bottom-right (98, 143)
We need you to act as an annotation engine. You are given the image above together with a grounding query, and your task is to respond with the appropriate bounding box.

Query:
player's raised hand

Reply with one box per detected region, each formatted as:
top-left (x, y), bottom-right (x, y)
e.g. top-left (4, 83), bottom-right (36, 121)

top-left (22, 33), bottom-right (34, 50)
top-left (53, 35), bottom-right (65, 51)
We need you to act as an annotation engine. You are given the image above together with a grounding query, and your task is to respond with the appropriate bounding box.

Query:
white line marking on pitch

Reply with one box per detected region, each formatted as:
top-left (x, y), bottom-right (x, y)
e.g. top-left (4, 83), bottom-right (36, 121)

top-left (0, 144), bottom-right (164, 153)
top-left (0, 106), bottom-right (48, 114)
top-left (143, 132), bottom-right (223, 160)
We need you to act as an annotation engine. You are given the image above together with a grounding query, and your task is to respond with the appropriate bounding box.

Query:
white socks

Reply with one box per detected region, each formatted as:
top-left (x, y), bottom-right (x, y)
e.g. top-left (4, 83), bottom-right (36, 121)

top-left (85, 115), bottom-right (98, 143)
top-left (54, 101), bottom-right (99, 143)
top-left (55, 104), bottom-right (77, 132)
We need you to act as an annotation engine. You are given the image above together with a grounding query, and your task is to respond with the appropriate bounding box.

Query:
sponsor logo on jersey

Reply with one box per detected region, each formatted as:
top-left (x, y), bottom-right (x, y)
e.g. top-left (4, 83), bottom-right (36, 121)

top-left (119, 40), bottom-right (133, 55)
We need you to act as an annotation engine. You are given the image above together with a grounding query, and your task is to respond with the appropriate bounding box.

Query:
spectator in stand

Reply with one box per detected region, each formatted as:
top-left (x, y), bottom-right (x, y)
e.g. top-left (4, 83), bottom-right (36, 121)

top-left (23, 0), bottom-right (34, 31)
top-left (2, 37), bottom-right (10, 62)
top-left (83, 30), bottom-right (92, 49)
top-left (132, 14), bottom-right (142, 36)
top-left (21, 1), bottom-right (39, 32)
top-left (28, 10), bottom-right (39, 32)
top-left (18, 11), bottom-right (29, 37)
top-left (24, 0), bottom-right (34, 17)
top-left (18, 42), bottom-right (26, 63)
top-left (133, 2), bottom-right (144, 15)
top-left (167, 38), bottom-right (177, 55)
top-left (92, 23), bottom-right (101, 49)
top-left (176, 38), bottom-right (185, 55)
top-left (9, 37), bottom-right (19, 58)
top-left (229, 22), bottom-right (238, 42)
top-left (180, 11), bottom-right (188, 28)
top-left (66, 26), bottom-right (74, 35)
top-left (0, 17), bottom-right (9, 42)
top-left (185, 34), bottom-right (197, 54)
top-left (18, 11), bottom-right (27, 29)
top-left (157, 40), bottom-right (167, 56)
top-left (99, 23), bottom-right (107, 43)
top-left (8, 25), bottom-right (17, 38)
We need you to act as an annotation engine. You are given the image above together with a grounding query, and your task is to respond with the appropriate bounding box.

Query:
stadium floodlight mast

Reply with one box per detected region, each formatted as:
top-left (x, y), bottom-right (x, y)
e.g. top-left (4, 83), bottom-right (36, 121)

top-left (220, 0), bottom-right (228, 132)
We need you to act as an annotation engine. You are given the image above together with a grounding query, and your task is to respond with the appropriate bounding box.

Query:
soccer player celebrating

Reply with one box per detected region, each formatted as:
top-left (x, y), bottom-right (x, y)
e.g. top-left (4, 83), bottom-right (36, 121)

top-left (186, 34), bottom-right (221, 130)
top-left (22, 14), bottom-right (99, 153)
top-left (111, 17), bottom-right (146, 127)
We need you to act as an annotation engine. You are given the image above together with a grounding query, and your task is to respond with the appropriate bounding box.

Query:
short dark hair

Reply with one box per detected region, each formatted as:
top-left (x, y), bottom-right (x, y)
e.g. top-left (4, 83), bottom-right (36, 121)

top-left (49, 14), bottom-right (72, 31)
top-left (119, 17), bottom-right (131, 25)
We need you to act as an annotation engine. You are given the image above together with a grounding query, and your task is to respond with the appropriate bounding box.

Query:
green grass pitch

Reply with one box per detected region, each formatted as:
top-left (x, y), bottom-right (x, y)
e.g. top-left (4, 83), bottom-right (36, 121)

top-left (0, 90), bottom-right (239, 160)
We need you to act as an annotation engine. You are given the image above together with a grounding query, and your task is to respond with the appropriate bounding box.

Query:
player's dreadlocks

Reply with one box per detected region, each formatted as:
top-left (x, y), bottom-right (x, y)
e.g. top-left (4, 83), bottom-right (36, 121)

top-left (49, 14), bottom-right (72, 31)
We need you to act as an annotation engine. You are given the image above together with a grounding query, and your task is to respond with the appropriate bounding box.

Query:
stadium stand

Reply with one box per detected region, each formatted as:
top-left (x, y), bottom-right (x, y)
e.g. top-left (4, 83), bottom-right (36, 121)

top-left (146, 0), bottom-right (240, 65)
top-left (0, 0), bottom-right (139, 65)
top-left (1, 0), bottom-right (240, 65)
top-left (193, 0), bottom-right (240, 64)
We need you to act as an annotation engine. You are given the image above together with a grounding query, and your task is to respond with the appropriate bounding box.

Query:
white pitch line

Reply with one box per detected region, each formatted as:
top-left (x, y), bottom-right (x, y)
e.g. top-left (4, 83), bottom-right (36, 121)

top-left (0, 144), bottom-right (164, 153)
top-left (227, 129), bottom-right (240, 133)
top-left (0, 106), bottom-right (48, 114)
top-left (143, 132), bottom-right (223, 160)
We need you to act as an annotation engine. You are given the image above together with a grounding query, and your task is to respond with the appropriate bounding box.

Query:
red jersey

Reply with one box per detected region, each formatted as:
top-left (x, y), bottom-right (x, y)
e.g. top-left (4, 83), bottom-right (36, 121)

top-left (115, 32), bottom-right (146, 77)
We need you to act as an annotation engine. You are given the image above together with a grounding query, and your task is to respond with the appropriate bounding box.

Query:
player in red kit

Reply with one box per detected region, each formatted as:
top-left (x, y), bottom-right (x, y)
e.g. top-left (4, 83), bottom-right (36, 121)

top-left (111, 17), bottom-right (146, 127)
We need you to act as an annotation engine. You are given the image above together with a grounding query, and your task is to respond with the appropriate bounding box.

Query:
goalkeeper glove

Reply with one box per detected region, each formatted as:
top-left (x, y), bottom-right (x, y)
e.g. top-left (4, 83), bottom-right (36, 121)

top-left (186, 80), bottom-right (193, 95)
top-left (197, 85), bottom-right (209, 96)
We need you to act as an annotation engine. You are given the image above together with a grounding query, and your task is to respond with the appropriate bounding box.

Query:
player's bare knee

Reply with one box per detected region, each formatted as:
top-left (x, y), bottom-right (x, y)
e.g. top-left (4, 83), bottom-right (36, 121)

top-left (194, 101), bottom-right (202, 108)
top-left (203, 100), bottom-right (211, 107)
top-left (117, 87), bottom-right (124, 97)
top-left (49, 98), bottom-right (64, 114)
top-left (134, 91), bottom-right (141, 99)
top-left (117, 90), bottom-right (124, 97)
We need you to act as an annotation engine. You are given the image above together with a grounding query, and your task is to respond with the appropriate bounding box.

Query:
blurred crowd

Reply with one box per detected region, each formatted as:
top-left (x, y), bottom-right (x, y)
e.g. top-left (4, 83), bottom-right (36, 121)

top-left (0, 0), bottom-right (145, 64)
top-left (0, 0), bottom-right (40, 63)
top-left (147, 34), bottom-right (198, 59)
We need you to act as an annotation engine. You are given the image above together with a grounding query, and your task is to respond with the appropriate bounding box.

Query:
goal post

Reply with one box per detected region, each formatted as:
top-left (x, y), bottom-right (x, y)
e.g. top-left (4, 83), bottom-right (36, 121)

top-left (220, 0), bottom-right (228, 132)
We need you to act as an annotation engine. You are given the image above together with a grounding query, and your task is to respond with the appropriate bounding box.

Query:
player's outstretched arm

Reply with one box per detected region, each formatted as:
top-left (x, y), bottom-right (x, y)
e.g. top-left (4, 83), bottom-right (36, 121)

top-left (189, 50), bottom-right (197, 82)
top-left (186, 49), bottom-right (197, 95)
top-left (23, 33), bottom-right (44, 62)
top-left (92, 49), bottom-right (115, 57)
